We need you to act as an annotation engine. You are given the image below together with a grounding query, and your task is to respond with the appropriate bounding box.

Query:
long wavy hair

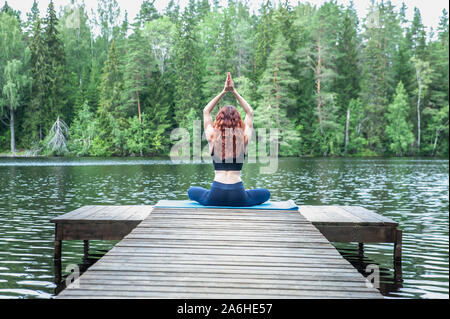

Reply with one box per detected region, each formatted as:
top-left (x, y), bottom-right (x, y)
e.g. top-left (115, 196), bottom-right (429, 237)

top-left (212, 105), bottom-right (246, 161)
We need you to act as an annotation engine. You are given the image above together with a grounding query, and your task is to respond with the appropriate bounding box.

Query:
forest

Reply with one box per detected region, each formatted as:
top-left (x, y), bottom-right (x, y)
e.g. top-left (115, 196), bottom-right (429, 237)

top-left (0, 0), bottom-right (448, 157)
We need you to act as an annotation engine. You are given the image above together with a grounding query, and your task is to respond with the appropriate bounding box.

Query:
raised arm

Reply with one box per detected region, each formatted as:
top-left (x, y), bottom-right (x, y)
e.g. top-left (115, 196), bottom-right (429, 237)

top-left (233, 90), bottom-right (253, 125)
top-left (203, 90), bottom-right (225, 142)
top-left (233, 90), bottom-right (253, 141)
top-left (224, 72), bottom-right (254, 131)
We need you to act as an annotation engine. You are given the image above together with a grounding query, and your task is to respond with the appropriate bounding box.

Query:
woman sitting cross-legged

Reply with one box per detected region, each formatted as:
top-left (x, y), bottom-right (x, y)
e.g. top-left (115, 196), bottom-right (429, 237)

top-left (188, 73), bottom-right (270, 207)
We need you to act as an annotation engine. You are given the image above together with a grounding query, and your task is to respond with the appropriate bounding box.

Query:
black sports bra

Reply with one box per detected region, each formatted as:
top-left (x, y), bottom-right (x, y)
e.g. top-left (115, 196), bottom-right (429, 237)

top-left (211, 148), bottom-right (246, 171)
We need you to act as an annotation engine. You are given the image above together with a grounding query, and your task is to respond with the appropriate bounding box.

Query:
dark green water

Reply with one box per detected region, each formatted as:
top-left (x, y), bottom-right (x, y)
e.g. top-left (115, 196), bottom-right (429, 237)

top-left (0, 157), bottom-right (448, 299)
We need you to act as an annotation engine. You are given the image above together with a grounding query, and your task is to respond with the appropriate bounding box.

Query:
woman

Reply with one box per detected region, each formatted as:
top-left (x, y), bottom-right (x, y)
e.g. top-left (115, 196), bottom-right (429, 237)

top-left (188, 73), bottom-right (270, 207)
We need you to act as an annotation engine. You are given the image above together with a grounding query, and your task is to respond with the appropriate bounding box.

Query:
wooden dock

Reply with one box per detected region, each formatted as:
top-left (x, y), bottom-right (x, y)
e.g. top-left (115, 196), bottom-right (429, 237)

top-left (299, 206), bottom-right (402, 263)
top-left (53, 203), bottom-right (385, 299)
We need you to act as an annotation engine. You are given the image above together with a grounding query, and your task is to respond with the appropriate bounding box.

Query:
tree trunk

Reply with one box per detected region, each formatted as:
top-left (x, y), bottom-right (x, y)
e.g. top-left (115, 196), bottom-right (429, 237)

top-left (136, 90), bottom-right (142, 124)
top-left (10, 106), bottom-right (15, 155)
top-left (274, 60), bottom-right (280, 128)
top-left (417, 82), bottom-right (421, 152)
top-left (136, 74), bottom-right (142, 124)
top-left (344, 107), bottom-right (350, 154)
top-left (432, 128), bottom-right (439, 156)
top-left (316, 38), bottom-right (324, 135)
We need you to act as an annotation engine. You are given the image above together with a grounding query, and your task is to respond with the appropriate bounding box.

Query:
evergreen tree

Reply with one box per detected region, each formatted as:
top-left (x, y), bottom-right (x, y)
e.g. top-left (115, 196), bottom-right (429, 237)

top-left (59, 3), bottom-right (92, 124)
top-left (255, 33), bottom-right (300, 156)
top-left (24, 0), bottom-right (39, 35)
top-left (335, 9), bottom-right (360, 153)
top-left (253, 1), bottom-right (275, 84)
top-left (386, 82), bottom-right (415, 156)
top-left (164, 0), bottom-right (180, 23)
top-left (123, 28), bottom-right (152, 123)
top-left (94, 40), bottom-right (125, 155)
top-left (24, 18), bottom-right (47, 143)
top-left (360, 2), bottom-right (402, 152)
top-left (172, 0), bottom-right (202, 128)
top-left (68, 100), bottom-right (95, 156)
top-left (135, 0), bottom-right (160, 27)
top-left (96, 0), bottom-right (121, 62)
top-left (43, 0), bottom-right (66, 129)
top-left (407, 7), bottom-right (427, 59)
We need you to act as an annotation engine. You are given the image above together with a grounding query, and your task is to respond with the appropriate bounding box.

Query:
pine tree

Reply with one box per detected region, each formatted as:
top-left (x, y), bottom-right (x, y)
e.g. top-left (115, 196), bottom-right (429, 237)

top-left (407, 7), bottom-right (427, 59)
top-left (43, 0), bottom-right (66, 130)
top-left (123, 29), bottom-right (147, 123)
top-left (201, 10), bottom-right (236, 106)
top-left (135, 0), bottom-right (160, 27)
top-left (68, 100), bottom-right (95, 156)
top-left (23, 18), bottom-right (47, 143)
top-left (253, 1), bottom-right (275, 84)
top-left (172, 0), bottom-right (202, 128)
top-left (164, 0), bottom-right (180, 23)
top-left (25, 0), bottom-right (39, 35)
top-left (386, 82), bottom-right (415, 156)
top-left (335, 9), bottom-right (360, 153)
top-left (360, 2), bottom-right (402, 152)
top-left (255, 33), bottom-right (300, 156)
top-left (95, 40), bottom-right (125, 155)
top-left (96, 0), bottom-right (121, 58)
top-left (296, 2), bottom-right (341, 155)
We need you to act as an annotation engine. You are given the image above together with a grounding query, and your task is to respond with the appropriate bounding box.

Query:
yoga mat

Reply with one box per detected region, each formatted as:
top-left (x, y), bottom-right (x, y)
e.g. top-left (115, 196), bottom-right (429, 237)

top-left (154, 200), bottom-right (298, 211)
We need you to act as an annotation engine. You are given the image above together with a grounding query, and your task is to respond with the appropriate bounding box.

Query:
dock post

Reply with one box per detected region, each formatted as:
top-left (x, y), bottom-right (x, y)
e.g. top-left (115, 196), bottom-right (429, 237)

top-left (83, 240), bottom-right (89, 259)
top-left (394, 229), bottom-right (403, 281)
top-left (54, 224), bottom-right (62, 284)
top-left (358, 243), bottom-right (364, 257)
top-left (394, 229), bottom-right (402, 264)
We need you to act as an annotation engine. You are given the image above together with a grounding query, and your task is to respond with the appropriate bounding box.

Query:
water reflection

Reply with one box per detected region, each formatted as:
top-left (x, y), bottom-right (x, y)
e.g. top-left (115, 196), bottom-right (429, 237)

top-left (0, 157), bottom-right (448, 298)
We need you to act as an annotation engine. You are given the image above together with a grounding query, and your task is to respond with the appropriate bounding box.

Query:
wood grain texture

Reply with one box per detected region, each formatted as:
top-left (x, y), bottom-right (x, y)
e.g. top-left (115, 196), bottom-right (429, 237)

top-left (55, 203), bottom-right (382, 299)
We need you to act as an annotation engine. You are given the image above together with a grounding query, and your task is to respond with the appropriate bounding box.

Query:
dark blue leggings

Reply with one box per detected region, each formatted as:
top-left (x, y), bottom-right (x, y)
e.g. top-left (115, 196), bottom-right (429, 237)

top-left (188, 181), bottom-right (270, 207)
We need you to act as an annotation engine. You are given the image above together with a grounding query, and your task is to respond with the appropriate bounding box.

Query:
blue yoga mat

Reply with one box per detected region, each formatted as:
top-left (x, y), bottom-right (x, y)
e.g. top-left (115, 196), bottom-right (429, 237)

top-left (154, 200), bottom-right (298, 211)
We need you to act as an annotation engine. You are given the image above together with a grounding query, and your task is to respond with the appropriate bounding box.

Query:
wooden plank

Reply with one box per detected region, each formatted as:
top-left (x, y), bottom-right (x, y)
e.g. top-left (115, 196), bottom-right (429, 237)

top-left (51, 205), bottom-right (96, 222)
top-left (299, 205), bottom-right (397, 226)
top-left (315, 225), bottom-right (397, 243)
top-left (75, 271), bottom-right (372, 285)
top-left (108, 246), bottom-right (345, 259)
top-left (58, 284), bottom-right (381, 298)
top-left (71, 269), bottom-right (370, 283)
top-left (304, 206), bottom-right (361, 223)
top-left (103, 253), bottom-right (355, 265)
top-left (136, 221), bottom-right (315, 230)
top-left (69, 278), bottom-right (377, 293)
top-left (342, 206), bottom-right (398, 225)
top-left (130, 228), bottom-right (327, 238)
top-left (52, 205), bottom-right (152, 223)
top-left (118, 241), bottom-right (333, 250)
top-left (60, 221), bottom-right (140, 240)
top-left (124, 232), bottom-right (331, 243)
top-left (58, 290), bottom-right (380, 299)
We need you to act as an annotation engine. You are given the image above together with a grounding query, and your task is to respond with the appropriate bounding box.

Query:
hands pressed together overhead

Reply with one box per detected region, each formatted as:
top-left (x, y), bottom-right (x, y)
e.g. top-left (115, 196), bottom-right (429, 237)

top-left (223, 72), bottom-right (235, 93)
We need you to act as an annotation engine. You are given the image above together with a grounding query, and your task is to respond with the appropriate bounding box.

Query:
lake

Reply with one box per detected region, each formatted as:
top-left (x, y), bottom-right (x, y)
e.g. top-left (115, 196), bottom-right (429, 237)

top-left (0, 157), bottom-right (448, 299)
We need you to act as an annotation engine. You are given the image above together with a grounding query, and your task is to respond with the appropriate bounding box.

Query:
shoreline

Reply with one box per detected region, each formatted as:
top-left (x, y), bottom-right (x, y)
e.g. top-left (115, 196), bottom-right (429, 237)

top-left (0, 153), bottom-right (448, 159)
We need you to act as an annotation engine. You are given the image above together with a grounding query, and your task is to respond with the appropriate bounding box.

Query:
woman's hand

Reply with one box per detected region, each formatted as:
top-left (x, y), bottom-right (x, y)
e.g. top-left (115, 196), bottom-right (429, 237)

top-left (223, 72), bottom-right (235, 92)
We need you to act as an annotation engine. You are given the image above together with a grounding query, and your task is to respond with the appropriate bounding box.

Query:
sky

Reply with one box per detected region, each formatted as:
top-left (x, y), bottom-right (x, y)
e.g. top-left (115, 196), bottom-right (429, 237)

top-left (1, 0), bottom-right (448, 33)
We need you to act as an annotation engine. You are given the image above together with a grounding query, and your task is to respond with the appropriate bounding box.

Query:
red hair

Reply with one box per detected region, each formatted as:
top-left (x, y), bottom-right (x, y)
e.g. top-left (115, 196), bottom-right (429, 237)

top-left (213, 105), bottom-right (246, 160)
